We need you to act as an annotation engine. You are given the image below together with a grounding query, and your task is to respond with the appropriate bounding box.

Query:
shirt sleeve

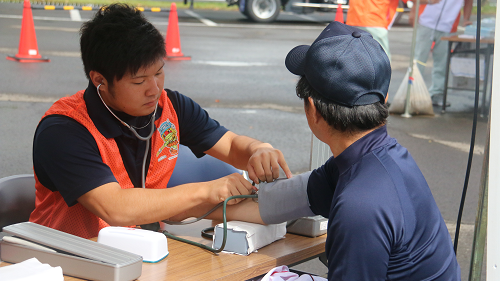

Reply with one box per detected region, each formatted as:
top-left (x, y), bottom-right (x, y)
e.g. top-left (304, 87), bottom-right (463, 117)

top-left (327, 165), bottom-right (404, 281)
top-left (306, 156), bottom-right (338, 218)
top-left (167, 90), bottom-right (228, 157)
top-left (33, 115), bottom-right (117, 207)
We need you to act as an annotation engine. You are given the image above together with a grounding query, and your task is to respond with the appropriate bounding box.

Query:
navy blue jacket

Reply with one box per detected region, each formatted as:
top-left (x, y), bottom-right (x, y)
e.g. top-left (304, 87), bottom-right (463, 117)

top-left (308, 126), bottom-right (460, 280)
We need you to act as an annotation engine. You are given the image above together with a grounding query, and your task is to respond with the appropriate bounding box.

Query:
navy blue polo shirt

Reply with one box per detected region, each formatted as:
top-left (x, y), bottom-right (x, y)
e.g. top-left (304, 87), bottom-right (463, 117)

top-left (307, 126), bottom-right (460, 280)
top-left (33, 82), bottom-right (228, 207)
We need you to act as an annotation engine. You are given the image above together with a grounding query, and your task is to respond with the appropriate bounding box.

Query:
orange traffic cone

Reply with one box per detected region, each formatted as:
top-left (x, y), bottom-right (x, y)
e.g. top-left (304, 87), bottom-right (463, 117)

top-left (165, 3), bottom-right (190, 61)
top-left (335, 4), bottom-right (344, 24)
top-left (7, 0), bottom-right (49, 63)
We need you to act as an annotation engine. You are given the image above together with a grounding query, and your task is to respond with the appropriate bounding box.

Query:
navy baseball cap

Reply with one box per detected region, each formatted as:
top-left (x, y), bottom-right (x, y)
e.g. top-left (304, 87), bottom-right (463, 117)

top-left (285, 21), bottom-right (391, 107)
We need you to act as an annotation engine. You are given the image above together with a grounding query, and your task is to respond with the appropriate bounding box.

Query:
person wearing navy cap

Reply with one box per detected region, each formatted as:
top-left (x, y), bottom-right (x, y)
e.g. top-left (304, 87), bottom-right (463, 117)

top-left (280, 21), bottom-right (459, 280)
top-left (176, 21), bottom-right (459, 280)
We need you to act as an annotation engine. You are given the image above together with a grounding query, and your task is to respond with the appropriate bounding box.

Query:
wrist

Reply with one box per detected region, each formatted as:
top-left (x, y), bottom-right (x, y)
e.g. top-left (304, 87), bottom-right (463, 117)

top-left (187, 182), bottom-right (212, 205)
top-left (250, 142), bottom-right (273, 152)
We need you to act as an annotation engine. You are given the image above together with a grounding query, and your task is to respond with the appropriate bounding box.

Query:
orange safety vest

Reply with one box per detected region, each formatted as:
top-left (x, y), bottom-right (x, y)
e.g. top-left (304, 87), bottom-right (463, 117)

top-left (30, 89), bottom-right (179, 238)
top-left (346, 0), bottom-right (401, 29)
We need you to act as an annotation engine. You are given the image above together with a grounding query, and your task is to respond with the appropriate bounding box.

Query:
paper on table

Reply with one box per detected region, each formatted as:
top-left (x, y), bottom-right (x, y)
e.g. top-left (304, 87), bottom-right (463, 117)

top-left (0, 257), bottom-right (64, 281)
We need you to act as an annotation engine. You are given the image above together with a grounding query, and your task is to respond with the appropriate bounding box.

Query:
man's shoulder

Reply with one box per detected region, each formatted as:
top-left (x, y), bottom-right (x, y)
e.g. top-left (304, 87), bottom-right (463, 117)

top-left (36, 115), bottom-right (92, 144)
top-left (38, 114), bottom-right (84, 130)
top-left (337, 147), bottom-right (406, 205)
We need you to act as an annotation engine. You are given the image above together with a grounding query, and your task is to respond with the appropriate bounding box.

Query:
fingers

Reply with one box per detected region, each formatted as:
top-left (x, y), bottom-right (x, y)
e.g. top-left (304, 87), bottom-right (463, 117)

top-left (248, 148), bottom-right (293, 183)
top-left (271, 157), bottom-right (281, 180)
top-left (248, 154), bottom-right (274, 183)
top-left (247, 166), bottom-right (259, 185)
top-left (278, 154), bottom-right (293, 179)
top-left (228, 173), bottom-right (254, 204)
top-left (210, 173), bottom-right (254, 205)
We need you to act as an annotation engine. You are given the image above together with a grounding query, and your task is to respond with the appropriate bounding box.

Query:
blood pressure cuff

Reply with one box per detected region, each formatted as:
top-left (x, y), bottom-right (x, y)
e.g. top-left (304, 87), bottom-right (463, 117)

top-left (258, 171), bottom-right (315, 225)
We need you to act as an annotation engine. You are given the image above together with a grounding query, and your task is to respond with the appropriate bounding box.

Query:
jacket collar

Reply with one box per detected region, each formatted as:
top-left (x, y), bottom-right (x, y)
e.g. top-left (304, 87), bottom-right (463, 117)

top-left (334, 125), bottom-right (395, 175)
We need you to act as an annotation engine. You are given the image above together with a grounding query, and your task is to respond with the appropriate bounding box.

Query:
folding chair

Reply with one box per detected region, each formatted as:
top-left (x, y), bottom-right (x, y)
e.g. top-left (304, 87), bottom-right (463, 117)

top-left (0, 174), bottom-right (36, 230)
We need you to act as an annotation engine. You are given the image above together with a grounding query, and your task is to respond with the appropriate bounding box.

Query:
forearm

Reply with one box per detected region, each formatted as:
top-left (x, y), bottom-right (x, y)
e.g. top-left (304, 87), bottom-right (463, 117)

top-left (463, 0), bottom-right (472, 22)
top-left (208, 132), bottom-right (270, 170)
top-left (206, 199), bottom-right (265, 224)
top-left (207, 131), bottom-right (291, 183)
top-left (188, 172), bottom-right (315, 225)
top-left (79, 182), bottom-right (210, 226)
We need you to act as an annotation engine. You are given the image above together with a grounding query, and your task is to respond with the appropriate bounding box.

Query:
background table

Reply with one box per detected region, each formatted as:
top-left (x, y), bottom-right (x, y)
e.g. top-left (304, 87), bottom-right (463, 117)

top-left (0, 220), bottom-right (327, 280)
top-left (441, 35), bottom-right (494, 116)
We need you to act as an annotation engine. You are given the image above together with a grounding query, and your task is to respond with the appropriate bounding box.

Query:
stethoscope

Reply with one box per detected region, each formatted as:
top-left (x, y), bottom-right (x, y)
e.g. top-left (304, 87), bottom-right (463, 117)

top-left (96, 83), bottom-right (157, 189)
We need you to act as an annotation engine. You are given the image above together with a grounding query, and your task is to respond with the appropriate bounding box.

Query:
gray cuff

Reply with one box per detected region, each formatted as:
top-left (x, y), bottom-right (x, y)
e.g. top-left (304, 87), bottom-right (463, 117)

top-left (258, 171), bottom-right (315, 224)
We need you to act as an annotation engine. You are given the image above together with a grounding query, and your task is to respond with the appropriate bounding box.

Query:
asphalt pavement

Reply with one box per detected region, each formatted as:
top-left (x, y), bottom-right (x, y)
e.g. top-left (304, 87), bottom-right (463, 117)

top-left (0, 2), bottom-right (492, 279)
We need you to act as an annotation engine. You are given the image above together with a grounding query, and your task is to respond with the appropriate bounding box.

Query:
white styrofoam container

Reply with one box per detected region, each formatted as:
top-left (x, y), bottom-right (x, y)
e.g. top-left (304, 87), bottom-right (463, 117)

top-left (98, 227), bottom-right (168, 263)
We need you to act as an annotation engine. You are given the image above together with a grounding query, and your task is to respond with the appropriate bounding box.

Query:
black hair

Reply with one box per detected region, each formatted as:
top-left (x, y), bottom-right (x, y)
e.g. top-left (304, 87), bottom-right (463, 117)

top-left (80, 3), bottom-right (166, 84)
top-left (296, 76), bottom-right (388, 134)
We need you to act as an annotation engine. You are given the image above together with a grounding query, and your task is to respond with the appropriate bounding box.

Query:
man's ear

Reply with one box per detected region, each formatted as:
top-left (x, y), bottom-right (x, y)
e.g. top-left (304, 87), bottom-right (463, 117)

top-left (89, 71), bottom-right (107, 90)
top-left (306, 97), bottom-right (322, 125)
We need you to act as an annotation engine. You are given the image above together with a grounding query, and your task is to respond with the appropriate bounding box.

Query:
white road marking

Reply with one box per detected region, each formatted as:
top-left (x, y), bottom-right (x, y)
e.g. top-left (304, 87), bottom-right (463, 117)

top-left (446, 222), bottom-right (474, 236)
top-left (0, 14), bottom-right (83, 22)
top-left (11, 25), bottom-right (80, 32)
top-left (0, 14), bottom-right (325, 29)
top-left (69, 9), bottom-right (81, 21)
top-left (184, 10), bottom-right (218, 26)
top-left (0, 48), bottom-right (80, 57)
top-left (0, 93), bottom-right (303, 114)
top-left (409, 133), bottom-right (484, 155)
top-left (0, 93), bottom-right (58, 103)
top-left (240, 110), bottom-right (257, 114)
top-left (210, 103), bottom-right (303, 113)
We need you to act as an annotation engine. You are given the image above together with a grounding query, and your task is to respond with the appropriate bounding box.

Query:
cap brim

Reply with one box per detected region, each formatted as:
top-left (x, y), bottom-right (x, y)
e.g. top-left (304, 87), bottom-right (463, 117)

top-left (285, 45), bottom-right (310, 76)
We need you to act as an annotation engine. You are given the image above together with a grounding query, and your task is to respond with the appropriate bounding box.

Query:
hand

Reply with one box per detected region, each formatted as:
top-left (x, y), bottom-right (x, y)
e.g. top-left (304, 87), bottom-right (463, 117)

top-left (246, 143), bottom-right (293, 183)
top-left (462, 20), bottom-right (473, 27)
top-left (204, 173), bottom-right (255, 205)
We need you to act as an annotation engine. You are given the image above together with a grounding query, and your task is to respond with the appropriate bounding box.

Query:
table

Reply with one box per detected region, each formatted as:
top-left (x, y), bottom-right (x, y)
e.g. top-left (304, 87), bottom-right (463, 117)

top-left (441, 35), bottom-right (494, 116)
top-left (0, 220), bottom-right (327, 280)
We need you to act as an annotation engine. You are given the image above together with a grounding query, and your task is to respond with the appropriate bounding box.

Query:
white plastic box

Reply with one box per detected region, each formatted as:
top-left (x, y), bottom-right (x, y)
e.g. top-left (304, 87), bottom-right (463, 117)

top-left (98, 227), bottom-right (168, 263)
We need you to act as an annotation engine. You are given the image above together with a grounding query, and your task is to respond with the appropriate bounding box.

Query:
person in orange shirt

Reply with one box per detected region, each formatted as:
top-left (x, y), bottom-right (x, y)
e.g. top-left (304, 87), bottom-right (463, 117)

top-left (346, 0), bottom-right (403, 61)
top-left (30, 3), bottom-right (292, 238)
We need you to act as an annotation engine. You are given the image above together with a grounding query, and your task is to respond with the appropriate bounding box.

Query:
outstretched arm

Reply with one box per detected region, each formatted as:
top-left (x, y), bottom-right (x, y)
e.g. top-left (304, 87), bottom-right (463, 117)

top-left (205, 131), bottom-right (293, 184)
top-left (169, 172), bottom-right (315, 225)
top-left (78, 172), bottom-right (254, 226)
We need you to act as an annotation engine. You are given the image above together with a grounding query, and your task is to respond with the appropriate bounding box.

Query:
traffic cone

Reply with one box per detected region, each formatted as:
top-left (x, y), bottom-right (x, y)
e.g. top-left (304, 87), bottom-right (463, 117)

top-left (6, 0), bottom-right (49, 63)
top-left (335, 4), bottom-right (344, 24)
top-left (165, 3), bottom-right (190, 61)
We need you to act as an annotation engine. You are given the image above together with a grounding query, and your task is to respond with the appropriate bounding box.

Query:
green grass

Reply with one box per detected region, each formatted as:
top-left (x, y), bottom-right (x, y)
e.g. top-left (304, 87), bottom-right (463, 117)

top-left (474, 4), bottom-right (496, 15)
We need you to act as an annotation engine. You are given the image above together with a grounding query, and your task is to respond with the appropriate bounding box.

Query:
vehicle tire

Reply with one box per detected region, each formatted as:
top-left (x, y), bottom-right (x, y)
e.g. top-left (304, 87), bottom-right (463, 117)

top-left (238, 0), bottom-right (249, 16)
top-left (245, 0), bottom-right (281, 23)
